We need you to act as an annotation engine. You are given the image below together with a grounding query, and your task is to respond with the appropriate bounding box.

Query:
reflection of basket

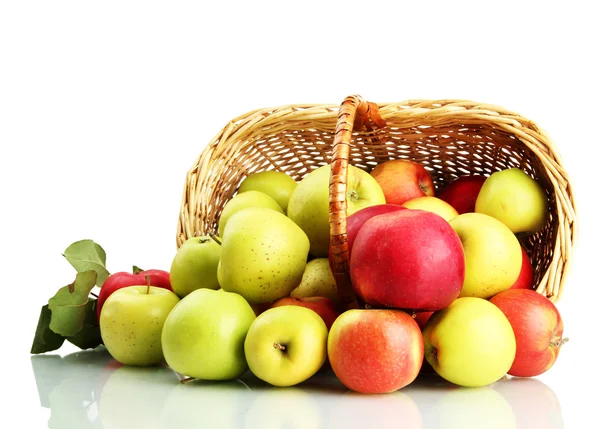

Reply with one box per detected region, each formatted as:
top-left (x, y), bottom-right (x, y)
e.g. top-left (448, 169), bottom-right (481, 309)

top-left (177, 94), bottom-right (577, 305)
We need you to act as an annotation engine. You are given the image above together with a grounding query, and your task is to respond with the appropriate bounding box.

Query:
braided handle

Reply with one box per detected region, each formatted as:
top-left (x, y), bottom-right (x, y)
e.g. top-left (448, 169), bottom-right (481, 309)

top-left (329, 95), bottom-right (387, 309)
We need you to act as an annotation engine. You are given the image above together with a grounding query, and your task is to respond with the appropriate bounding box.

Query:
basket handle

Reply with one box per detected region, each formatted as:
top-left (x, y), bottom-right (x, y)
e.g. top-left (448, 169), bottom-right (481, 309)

top-left (329, 95), bottom-right (387, 310)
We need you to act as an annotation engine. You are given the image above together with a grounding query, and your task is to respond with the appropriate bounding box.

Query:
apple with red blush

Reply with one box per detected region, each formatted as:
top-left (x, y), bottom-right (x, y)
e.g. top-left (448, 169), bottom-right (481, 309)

top-left (489, 289), bottom-right (567, 377)
top-left (509, 246), bottom-right (535, 290)
top-left (369, 159), bottom-right (435, 205)
top-left (270, 296), bottom-right (341, 330)
top-left (437, 174), bottom-right (486, 214)
top-left (96, 266), bottom-right (172, 319)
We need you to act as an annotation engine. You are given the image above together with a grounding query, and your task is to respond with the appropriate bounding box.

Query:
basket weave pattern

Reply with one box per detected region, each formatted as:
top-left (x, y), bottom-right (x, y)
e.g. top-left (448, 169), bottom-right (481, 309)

top-left (177, 95), bottom-right (577, 303)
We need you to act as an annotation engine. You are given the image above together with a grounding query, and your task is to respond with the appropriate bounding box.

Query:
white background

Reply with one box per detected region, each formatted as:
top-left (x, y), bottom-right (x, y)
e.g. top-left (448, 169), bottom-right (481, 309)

top-left (1, 1), bottom-right (598, 427)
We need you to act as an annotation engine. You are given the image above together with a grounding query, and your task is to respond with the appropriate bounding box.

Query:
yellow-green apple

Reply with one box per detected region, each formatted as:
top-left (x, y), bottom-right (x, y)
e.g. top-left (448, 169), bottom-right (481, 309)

top-left (509, 246), bottom-right (535, 290)
top-left (350, 209), bottom-right (465, 311)
top-left (161, 288), bottom-right (256, 380)
top-left (449, 212), bottom-right (522, 299)
top-left (402, 196), bottom-right (459, 222)
top-left (218, 190), bottom-right (283, 237)
top-left (287, 164), bottom-right (386, 257)
top-left (369, 159), bottom-right (435, 205)
top-left (328, 204), bottom-right (406, 269)
top-left (327, 309), bottom-right (423, 394)
top-left (99, 285), bottom-right (180, 366)
top-left (244, 306), bottom-right (328, 387)
top-left (217, 207), bottom-right (310, 304)
top-left (289, 257), bottom-right (339, 303)
top-left (169, 236), bottom-right (221, 298)
top-left (270, 296), bottom-right (340, 329)
top-left (475, 168), bottom-right (549, 234)
top-left (489, 289), bottom-right (567, 377)
top-left (437, 174), bottom-right (487, 214)
top-left (237, 170), bottom-right (297, 213)
top-left (422, 297), bottom-right (516, 387)
top-left (96, 268), bottom-right (172, 320)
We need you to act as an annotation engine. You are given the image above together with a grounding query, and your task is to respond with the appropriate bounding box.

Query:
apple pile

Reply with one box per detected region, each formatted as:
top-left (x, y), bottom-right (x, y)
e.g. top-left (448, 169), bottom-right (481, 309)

top-left (31, 160), bottom-right (568, 395)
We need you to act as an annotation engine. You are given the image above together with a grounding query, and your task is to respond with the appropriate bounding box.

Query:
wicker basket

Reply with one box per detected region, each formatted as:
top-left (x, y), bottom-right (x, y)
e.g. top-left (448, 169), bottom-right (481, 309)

top-left (176, 94), bottom-right (577, 306)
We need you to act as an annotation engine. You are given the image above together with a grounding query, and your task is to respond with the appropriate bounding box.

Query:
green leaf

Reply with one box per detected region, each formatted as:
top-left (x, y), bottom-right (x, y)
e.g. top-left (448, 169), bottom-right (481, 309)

top-left (65, 299), bottom-right (103, 350)
top-left (62, 239), bottom-right (110, 287)
top-left (48, 271), bottom-right (98, 337)
top-left (132, 265), bottom-right (144, 274)
top-left (31, 305), bottom-right (65, 354)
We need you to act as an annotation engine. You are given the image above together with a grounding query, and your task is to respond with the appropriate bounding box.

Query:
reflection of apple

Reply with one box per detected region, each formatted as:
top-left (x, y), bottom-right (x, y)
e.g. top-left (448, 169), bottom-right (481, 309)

top-left (509, 246), bottom-right (534, 290)
top-left (98, 364), bottom-right (178, 429)
top-left (160, 379), bottom-right (252, 428)
top-left (244, 387), bottom-right (322, 429)
top-left (422, 297), bottom-right (516, 387)
top-left (402, 196), bottom-right (458, 222)
top-left (370, 159), bottom-right (435, 205)
top-left (244, 306), bottom-right (328, 387)
top-left (237, 170), bottom-right (298, 213)
top-left (327, 390), bottom-right (423, 429)
top-left (327, 309), bottom-right (423, 394)
top-left (270, 296), bottom-right (340, 329)
top-left (351, 209), bottom-right (465, 311)
top-left (437, 174), bottom-right (486, 214)
top-left (449, 212), bottom-right (522, 299)
top-left (492, 377), bottom-right (564, 429)
top-left (287, 164), bottom-right (386, 257)
top-left (490, 289), bottom-right (567, 377)
top-left (475, 168), bottom-right (549, 234)
top-left (99, 286), bottom-right (180, 366)
top-left (162, 289), bottom-right (256, 380)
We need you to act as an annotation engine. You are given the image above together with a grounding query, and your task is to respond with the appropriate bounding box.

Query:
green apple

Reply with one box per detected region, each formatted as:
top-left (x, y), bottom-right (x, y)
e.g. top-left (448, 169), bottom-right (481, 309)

top-left (244, 306), bottom-right (328, 387)
top-left (99, 286), bottom-right (180, 366)
top-left (449, 212), bottom-right (522, 298)
top-left (475, 168), bottom-right (549, 234)
top-left (289, 257), bottom-right (339, 303)
top-left (238, 170), bottom-right (298, 213)
top-left (218, 190), bottom-right (283, 237)
top-left (169, 236), bottom-right (221, 298)
top-left (161, 288), bottom-right (256, 380)
top-left (287, 164), bottom-right (386, 257)
top-left (218, 207), bottom-right (310, 304)
top-left (422, 297), bottom-right (517, 387)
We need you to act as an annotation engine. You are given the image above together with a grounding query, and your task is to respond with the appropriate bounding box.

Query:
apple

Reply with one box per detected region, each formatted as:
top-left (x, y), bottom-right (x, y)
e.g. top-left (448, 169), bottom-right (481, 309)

top-left (96, 267), bottom-right (172, 319)
top-left (270, 296), bottom-right (341, 330)
top-left (369, 159), bottom-right (435, 205)
top-left (289, 257), bottom-right (339, 304)
top-left (161, 288), bottom-right (256, 380)
top-left (422, 297), bottom-right (516, 387)
top-left (169, 236), bottom-right (221, 298)
top-left (287, 164), bottom-right (386, 257)
top-left (218, 190), bottom-right (283, 237)
top-left (327, 309), bottom-right (423, 394)
top-left (509, 246), bottom-right (535, 290)
top-left (244, 306), bottom-right (328, 387)
top-left (475, 168), bottom-right (549, 234)
top-left (437, 174), bottom-right (487, 214)
top-left (401, 196), bottom-right (459, 222)
top-left (489, 289), bottom-right (567, 377)
top-left (99, 285), bottom-right (181, 366)
top-left (237, 170), bottom-right (298, 213)
top-left (351, 209), bottom-right (465, 311)
top-left (449, 212), bottom-right (522, 299)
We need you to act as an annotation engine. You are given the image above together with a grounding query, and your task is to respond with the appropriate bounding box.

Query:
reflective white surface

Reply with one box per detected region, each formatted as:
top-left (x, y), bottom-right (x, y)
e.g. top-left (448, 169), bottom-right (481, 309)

top-left (26, 344), bottom-right (572, 429)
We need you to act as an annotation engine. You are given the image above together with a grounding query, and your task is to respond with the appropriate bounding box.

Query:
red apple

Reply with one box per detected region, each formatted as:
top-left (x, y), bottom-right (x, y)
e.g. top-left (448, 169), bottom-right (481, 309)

top-left (437, 174), bottom-right (486, 214)
top-left (270, 296), bottom-right (341, 329)
top-left (489, 289), bottom-right (567, 377)
top-left (509, 246), bottom-right (535, 290)
top-left (328, 204), bottom-right (405, 270)
top-left (350, 209), bottom-right (465, 311)
top-left (370, 159), bottom-right (435, 205)
top-left (413, 311), bottom-right (434, 330)
top-left (327, 309), bottom-right (423, 394)
top-left (96, 267), bottom-right (172, 319)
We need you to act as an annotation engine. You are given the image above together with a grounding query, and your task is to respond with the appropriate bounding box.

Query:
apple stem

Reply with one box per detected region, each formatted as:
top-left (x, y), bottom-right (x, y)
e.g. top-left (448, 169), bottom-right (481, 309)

top-left (273, 343), bottom-right (287, 351)
top-left (550, 337), bottom-right (570, 348)
top-left (209, 232), bottom-right (222, 246)
top-left (145, 275), bottom-right (151, 294)
top-left (90, 292), bottom-right (98, 298)
top-left (180, 376), bottom-right (195, 384)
